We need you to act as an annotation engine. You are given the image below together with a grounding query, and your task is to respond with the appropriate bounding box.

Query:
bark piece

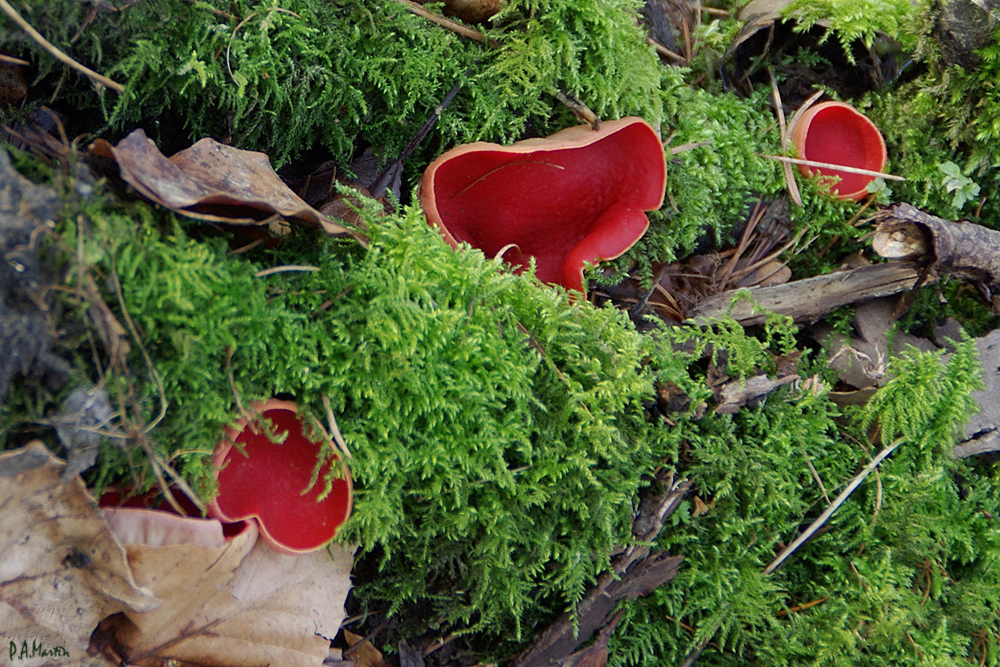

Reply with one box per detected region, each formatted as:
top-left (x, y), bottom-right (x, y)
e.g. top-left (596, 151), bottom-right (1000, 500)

top-left (689, 261), bottom-right (927, 326)
top-left (873, 203), bottom-right (1000, 311)
top-left (0, 149), bottom-right (68, 408)
top-left (936, 0), bottom-right (999, 69)
top-left (514, 475), bottom-right (689, 667)
top-left (955, 329), bottom-right (1000, 458)
top-left (714, 373), bottom-right (800, 414)
top-left (50, 386), bottom-right (114, 482)
top-left (813, 297), bottom-right (937, 390)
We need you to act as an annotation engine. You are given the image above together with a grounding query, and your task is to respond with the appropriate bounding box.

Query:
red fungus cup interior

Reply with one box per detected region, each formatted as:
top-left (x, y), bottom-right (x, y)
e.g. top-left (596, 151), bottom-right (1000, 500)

top-left (420, 118), bottom-right (666, 293)
top-left (211, 403), bottom-right (352, 554)
top-left (792, 102), bottom-right (887, 201)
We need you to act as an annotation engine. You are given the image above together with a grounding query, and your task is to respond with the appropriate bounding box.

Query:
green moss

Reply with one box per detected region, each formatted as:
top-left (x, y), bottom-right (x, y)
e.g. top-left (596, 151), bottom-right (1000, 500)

top-left (612, 339), bottom-right (992, 667)
top-left (783, 0), bottom-right (920, 61)
top-left (4, 0), bottom-right (662, 168)
top-left (866, 16), bottom-right (1000, 226)
top-left (20, 180), bottom-right (691, 647)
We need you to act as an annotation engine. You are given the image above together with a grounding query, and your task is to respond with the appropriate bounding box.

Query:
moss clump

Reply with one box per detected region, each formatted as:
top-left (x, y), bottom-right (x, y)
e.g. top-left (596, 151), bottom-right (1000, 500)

top-left (612, 334), bottom-right (992, 667)
top-left (4, 0), bottom-right (662, 168)
top-left (15, 179), bottom-right (693, 650)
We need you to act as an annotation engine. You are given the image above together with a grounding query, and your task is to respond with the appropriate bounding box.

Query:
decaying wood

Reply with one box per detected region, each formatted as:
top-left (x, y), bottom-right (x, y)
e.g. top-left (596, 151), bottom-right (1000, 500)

top-left (954, 328), bottom-right (1000, 458)
top-left (873, 203), bottom-right (1000, 312)
top-left (514, 473), bottom-right (689, 667)
top-left (689, 261), bottom-right (928, 326)
top-left (714, 373), bottom-right (800, 414)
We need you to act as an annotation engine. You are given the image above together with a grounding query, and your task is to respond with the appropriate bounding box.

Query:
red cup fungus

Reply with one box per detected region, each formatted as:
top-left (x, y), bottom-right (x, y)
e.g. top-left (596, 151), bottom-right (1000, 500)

top-left (208, 399), bottom-right (353, 555)
top-left (788, 101), bottom-right (888, 201)
top-left (419, 117), bottom-right (667, 293)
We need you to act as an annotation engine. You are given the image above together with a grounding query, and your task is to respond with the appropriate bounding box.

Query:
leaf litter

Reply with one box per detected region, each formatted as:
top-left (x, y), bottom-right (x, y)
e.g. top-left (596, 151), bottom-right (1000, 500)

top-left (1, 441), bottom-right (353, 667)
top-left (89, 129), bottom-right (358, 238)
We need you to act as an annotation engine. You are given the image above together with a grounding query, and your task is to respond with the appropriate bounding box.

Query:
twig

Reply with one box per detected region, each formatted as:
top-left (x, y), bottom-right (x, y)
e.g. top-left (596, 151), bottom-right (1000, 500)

top-left (647, 36), bottom-right (685, 63)
top-left (670, 141), bottom-right (711, 154)
top-left (759, 154), bottom-right (905, 181)
top-left (683, 440), bottom-right (902, 667)
top-left (763, 438), bottom-right (903, 575)
top-left (718, 199), bottom-right (765, 290)
top-left (801, 450), bottom-right (830, 504)
top-left (180, 0), bottom-right (236, 20)
top-left (225, 346), bottom-right (255, 427)
top-left (392, 0), bottom-right (501, 48)
top-left (254, 264), bottom-right (321, 277)
top-left (322, 395), bottom-right (352, 459)
top-left (0, 53), bottom-right (29, 65)
top-left (0, 0), bottom-right (124, 92)
top-left (110, 267), bottom-right (167, 432)
top-left (786, 90), bottom-right (825, 133)
top-left (370, 67), bottom-right (472, 200)
top-left (769, 68), bottom-right (803, 206)
top-left (553, 89), bottom-right (599, 130)
top-left (775, 596), bottom-right (829, 617)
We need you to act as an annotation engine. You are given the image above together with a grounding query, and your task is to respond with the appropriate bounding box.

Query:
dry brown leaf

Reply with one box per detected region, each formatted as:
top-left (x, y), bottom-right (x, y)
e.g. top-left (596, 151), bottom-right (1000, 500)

top-left (91, 129), bottom-right (350, 236)
top-left (343, 630), bottom-right (391, 667)
top-left (814, 297), bottom-right (936, 390)
top-left (114, 530), bottom-right (353, 667)
top-left (0, 441), bottom-right (158, 667)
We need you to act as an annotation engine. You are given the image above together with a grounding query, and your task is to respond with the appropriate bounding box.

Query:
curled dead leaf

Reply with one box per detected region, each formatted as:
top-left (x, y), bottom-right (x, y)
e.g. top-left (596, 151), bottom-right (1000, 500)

top-left (90, 130), bottom-right (358, 239)
top-left (0, 442), bottom-right (157, 666)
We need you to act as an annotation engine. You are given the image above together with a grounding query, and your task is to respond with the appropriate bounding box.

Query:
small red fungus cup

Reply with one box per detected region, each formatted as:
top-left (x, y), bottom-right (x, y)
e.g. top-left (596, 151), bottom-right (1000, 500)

top-left (419, 117), bottom-right (666, 293)
top-left (788, 101), bottom-right (887, 201)
top-left (208, 399), bottom-right (353, 555)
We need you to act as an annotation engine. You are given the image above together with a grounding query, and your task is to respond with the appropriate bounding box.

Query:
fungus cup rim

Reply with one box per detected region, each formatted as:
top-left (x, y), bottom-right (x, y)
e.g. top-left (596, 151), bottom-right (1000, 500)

top-left (208, 398), bottom-right (354, 555)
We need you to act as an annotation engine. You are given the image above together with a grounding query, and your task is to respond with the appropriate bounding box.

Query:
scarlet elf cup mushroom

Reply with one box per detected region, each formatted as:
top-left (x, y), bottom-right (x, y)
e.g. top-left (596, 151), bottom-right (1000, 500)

top-left (788, 101), bottom-right (888, 201)
top-left (419, 117), bottom-right (667, 293)
top-left (208, 399), bottom-right (353, 555)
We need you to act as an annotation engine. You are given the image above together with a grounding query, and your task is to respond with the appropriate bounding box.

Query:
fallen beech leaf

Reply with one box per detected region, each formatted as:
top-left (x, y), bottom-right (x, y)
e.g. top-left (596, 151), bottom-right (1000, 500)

top-left (114, 533), bottom-right (353, 667)
top-left (814, 297), bottom-right (936, 390)
top-left (343, 630), bottom-right (390, 667)
top-left (0, 442), bottom-right (157, 667)
top-left (91, 129), bottom-right (351, 236)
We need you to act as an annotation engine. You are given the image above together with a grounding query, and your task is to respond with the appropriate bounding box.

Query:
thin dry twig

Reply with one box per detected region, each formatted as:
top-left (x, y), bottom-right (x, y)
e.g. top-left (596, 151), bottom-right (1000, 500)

top-left (670, 141), bottom-right (711, 155)
top-left (759, 154), bottom-right (905, 181)
top-left (254, 264), bottom-right (321, 277)
top-left (718, 199), bottom-right (765, 289)
top-left (322, 395), bottom-right (352, 460)
top-left (0, 0), bottom-right (124, 92)
top-left (647, 36), bottom-right (686, 63)
top-left (225, 345), bottom-right (256, 427)
top-left (775, 596), bottom-right (830, 617)
top-left (763, 438), bottom-right (903, 575)
top-left (0, 53), bottom-right (29, 65)
top-left (553, 89), bottom-right (599, 130)
top-left (802, 450), bottom-right (831, 504)
top-left (769, 68), bottom-right (803, 206)
top-left (180, 0), bottom-right (236, 20)
top-left (110, 267), bottom-right (168, 432)
top-left (392, 0), bottom-right (501, 48)
top-left (786, 90), bottom-right (825, 133)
